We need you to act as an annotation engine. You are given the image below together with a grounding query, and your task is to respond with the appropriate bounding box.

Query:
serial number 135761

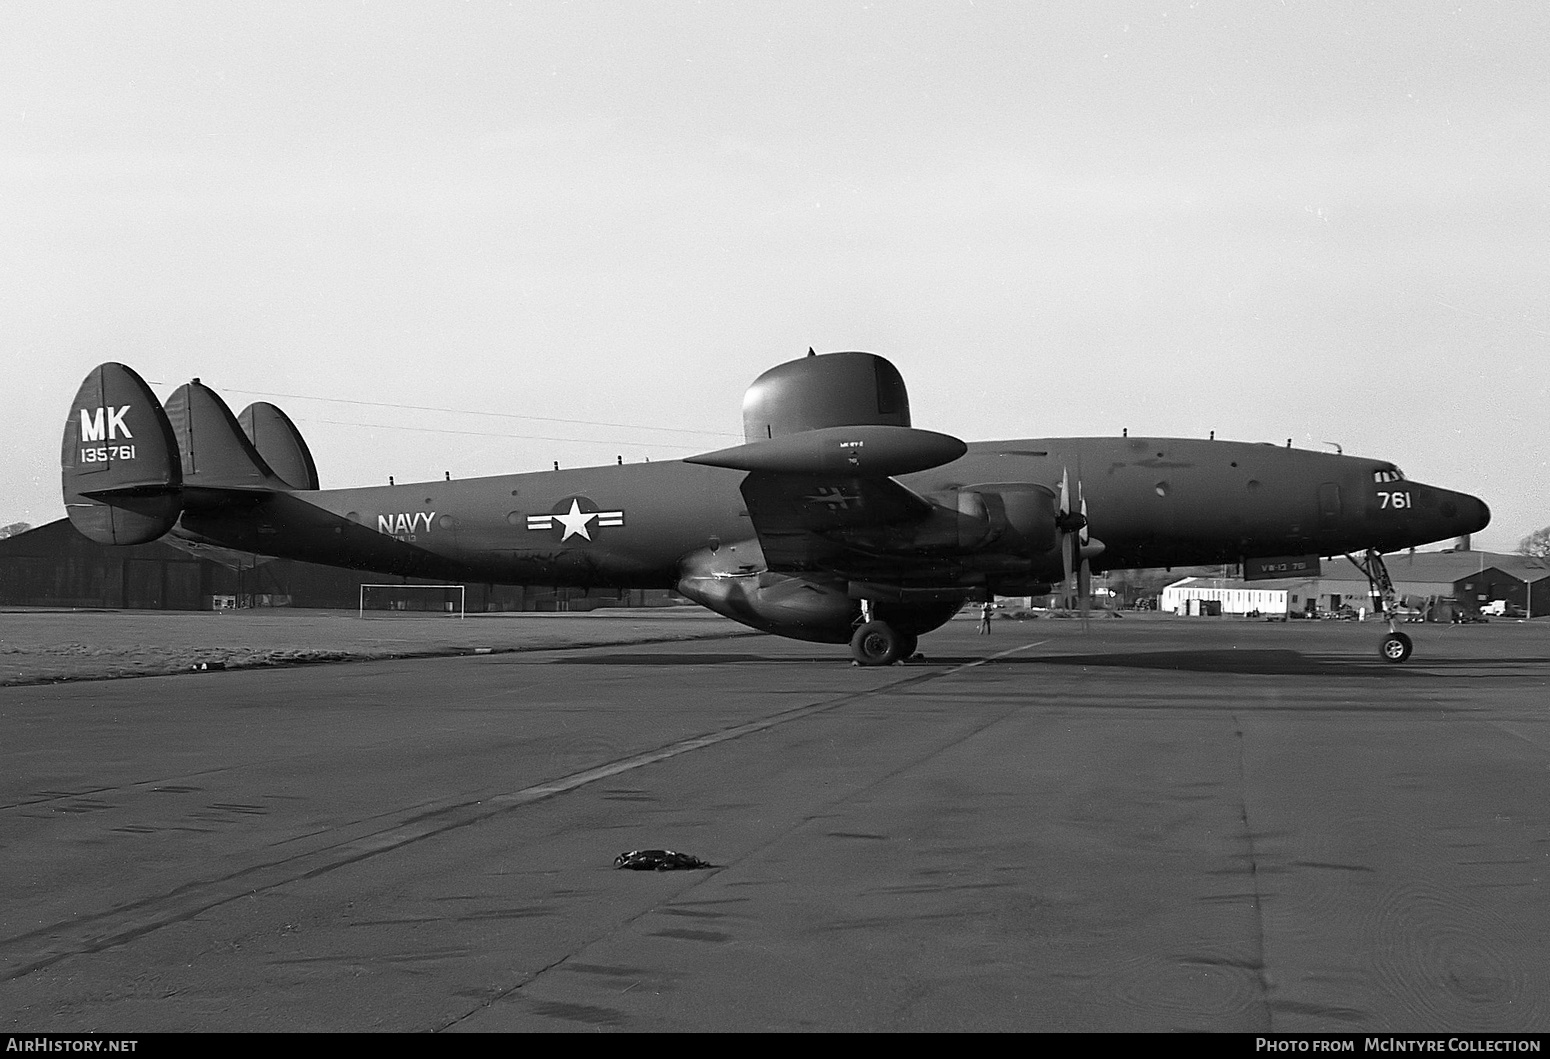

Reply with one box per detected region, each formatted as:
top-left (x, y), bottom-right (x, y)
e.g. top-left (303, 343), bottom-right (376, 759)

top-left (79, 445), bottom-right (137, 463)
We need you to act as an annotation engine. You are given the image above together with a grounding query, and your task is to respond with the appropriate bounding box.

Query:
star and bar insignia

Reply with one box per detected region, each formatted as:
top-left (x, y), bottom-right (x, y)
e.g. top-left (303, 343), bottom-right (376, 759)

top-left (526, 497), bottom-right (625, 542)
top-left (801, 485), bottom-right (863, 511)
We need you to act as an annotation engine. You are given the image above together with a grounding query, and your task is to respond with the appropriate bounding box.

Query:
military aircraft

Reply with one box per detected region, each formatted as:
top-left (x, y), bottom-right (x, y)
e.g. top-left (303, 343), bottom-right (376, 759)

top-left (62, 351), bottom-right (1489, 664)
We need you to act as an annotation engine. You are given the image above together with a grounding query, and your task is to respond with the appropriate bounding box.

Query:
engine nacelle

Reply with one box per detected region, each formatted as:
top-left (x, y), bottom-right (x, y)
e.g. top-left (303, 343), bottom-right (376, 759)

top-left (676, 539), bottom-right (859, 644)
top-left (938, 484), bottom-right (1059, 557)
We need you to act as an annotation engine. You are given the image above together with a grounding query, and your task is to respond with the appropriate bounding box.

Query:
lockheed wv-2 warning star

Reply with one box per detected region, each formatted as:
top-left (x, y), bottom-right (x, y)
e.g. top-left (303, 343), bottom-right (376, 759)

top-left (62, 351), bottom-right (1489, 664)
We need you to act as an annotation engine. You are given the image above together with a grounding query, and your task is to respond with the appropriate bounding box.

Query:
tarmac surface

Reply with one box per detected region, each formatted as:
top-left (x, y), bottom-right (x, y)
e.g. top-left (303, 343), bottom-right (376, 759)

top-left (2, 612), bottom-right (1548, 1032)
top-left (0, 606), bottom-right (759, 686)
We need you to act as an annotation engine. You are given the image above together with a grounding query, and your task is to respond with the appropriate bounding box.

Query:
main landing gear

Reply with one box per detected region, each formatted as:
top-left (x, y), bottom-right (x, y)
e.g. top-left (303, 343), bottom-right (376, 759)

top-left (1346, 548), bottom-right (1412, 664)
top-left (849, 601), bottom-right (919, 666)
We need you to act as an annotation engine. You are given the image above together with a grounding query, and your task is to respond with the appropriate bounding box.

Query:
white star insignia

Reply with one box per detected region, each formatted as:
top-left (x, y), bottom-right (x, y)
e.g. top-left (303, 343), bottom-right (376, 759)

top-left (553, 498), bottom-right (598, 541)
top-left (525, 499), bottom-right (626, 541)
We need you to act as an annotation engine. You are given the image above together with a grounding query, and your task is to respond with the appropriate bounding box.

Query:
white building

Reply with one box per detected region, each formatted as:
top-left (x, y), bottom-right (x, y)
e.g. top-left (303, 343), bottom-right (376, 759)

top-left (1161, 578), bottom-right (1297, 617)
top-left (1161, 549), bottom-right (1540, 620)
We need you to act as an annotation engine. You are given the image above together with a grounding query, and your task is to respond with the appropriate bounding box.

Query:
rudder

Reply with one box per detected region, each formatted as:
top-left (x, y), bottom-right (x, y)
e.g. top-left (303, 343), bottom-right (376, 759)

top-left (61, 363), bottom-right (183, 544)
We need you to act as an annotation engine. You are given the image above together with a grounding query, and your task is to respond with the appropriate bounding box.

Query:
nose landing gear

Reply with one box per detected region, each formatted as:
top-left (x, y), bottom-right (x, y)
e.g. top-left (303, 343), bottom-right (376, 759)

top-left (1380, 631), bottom-right (1413, 663)
top-left (1347, 548), bottom-right (1413, 663)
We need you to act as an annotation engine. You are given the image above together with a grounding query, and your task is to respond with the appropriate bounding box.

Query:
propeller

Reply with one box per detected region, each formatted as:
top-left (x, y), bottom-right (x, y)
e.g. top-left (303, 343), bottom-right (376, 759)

top-left (1077, 490), bottom-right (1092, 631)
top-left (1056, 467), bottom-right (1105, 630)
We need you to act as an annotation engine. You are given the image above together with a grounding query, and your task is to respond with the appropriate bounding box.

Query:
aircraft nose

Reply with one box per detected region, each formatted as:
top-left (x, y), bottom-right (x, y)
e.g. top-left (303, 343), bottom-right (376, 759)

top-left (1442, 491), bottom-right (1491, 536)
top-left (1468, 495), bottom-right (1491, 533)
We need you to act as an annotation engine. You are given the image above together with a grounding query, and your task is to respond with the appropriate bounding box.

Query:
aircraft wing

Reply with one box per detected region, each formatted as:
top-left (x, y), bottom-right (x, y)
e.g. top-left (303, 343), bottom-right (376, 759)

top-left (738, 471), bottom-right (936, 572)
top-left (685, 424), bottom-right (968, 574)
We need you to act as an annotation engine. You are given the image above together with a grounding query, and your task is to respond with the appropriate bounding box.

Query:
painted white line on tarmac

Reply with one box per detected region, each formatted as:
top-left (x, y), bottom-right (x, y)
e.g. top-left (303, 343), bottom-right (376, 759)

top-left (951, 639), bottom-right (1049, 672)
top-left (4, 632), bottom-right (1062, 978)
top-left (490, 637), bottom-right (1052, 809)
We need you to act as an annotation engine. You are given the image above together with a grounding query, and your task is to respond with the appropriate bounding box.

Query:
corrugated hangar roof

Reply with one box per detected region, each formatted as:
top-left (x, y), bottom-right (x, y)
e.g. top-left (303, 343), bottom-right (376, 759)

top-left (1164, 551), bottom-right (1550, 594)
top-left (1323, 550), bottom-right (1550, 584)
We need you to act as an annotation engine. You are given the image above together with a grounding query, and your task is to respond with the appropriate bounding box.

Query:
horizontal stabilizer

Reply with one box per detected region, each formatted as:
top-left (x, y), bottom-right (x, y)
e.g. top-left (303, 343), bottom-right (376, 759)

top-left (239, 402), bottom-right (319, 490)
top-left (686, 424), bottom-right (966, 477)
top-left (61, 363), bottom-right (183, 544)
top-left (164, 381), bottom-right (288, 491)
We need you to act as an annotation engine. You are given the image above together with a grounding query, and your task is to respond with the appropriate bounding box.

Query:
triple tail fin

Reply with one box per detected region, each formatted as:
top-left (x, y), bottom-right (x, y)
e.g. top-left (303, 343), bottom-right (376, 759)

top-left (63, 366), bottom-right (322, 546)
top-left (62, 363), bottom-right (184, 545)
top-left (162, 380), bottom-right (291, 492)
top-left (238, 402), bottom-right (319, 490)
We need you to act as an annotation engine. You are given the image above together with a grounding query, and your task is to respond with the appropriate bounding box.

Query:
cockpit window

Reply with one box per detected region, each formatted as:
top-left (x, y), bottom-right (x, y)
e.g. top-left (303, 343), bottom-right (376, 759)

top-left (1373, 468), bottom-right (1406, 483)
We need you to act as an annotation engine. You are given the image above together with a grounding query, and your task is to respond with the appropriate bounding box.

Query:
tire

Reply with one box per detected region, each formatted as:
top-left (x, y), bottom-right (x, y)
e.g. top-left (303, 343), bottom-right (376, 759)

top-left (850, 621), bottom-right (901, 666)
top-left (1380, 632), bottom-right (1413, 664)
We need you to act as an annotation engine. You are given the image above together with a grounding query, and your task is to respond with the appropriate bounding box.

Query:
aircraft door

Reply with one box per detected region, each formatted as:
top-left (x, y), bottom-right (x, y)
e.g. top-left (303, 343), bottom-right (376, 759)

top-left (1318, 483), bottom-right (1342, 527)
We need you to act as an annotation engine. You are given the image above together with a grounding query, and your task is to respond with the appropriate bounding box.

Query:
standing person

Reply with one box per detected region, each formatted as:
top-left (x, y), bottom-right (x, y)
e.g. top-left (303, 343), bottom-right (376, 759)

top-left (979, 600), bottom-right (994, 634)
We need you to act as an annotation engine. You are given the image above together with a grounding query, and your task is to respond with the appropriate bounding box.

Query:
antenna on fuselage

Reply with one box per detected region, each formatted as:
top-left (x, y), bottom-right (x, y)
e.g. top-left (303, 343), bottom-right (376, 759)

top-left (1322, 441), bottom-right (1344, 455)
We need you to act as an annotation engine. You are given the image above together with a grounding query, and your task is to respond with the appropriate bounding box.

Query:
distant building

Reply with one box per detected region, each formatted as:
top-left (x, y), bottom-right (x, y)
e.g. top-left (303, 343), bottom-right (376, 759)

top-left (0, 519), bottom-right (675, 612)
top-left (1161, 579), bottom-right (1295, 617)
top-left (1161, 550), bottom-right (1550, 619)
top-left (1453, 561), bottom-right (1550, 618)
top-left (1, 519), bottom-right (218, 609)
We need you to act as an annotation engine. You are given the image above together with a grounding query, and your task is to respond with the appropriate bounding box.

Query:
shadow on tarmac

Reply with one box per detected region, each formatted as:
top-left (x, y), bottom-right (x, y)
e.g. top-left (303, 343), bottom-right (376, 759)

top-left (1015, 650), bottom-right (1547, 680)
top-left (540, 648), bottom-right (1544, 680)
top-left (540, 648), bottom-right (1352, 674)
top-left (1015, 649), bottom-right (1406, 676)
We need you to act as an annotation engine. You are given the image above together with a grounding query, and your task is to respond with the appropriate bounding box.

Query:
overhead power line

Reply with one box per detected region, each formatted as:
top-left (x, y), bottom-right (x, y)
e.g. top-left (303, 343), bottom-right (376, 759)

top-left (145, 379), bottom-right (740, 440)
top-left (221, 386), bottom-right (740, 439)
top-left (303, 417), bottom-right (703, 450)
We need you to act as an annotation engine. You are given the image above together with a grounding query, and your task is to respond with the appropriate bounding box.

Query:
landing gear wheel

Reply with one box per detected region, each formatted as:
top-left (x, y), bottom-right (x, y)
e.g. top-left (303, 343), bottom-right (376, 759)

top-left (897, 633), bottom-right (919, 661)
top-left (851, 621), bottom-right (901, 666)
top-left (1380, 632), bottom-right (1413, 664)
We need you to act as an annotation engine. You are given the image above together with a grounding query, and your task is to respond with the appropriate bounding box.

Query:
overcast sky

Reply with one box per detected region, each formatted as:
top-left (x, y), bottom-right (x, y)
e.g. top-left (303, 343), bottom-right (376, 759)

top-left (4, 1), bottom-right (1546, 551)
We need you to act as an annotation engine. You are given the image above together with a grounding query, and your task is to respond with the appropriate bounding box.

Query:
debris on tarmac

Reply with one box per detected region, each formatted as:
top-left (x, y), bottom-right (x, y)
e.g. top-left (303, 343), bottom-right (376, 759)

top-left (613, 849), bottom-right (713, 871)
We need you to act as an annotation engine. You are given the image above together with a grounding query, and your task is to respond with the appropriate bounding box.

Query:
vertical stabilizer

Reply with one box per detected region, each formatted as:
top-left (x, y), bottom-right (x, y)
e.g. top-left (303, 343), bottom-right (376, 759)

top-left (61, 363), bottom-right (183, 544)
top-left (238, 402), bottom-right (320, 490)
top-left (163, 381), bottom-right (285, 489)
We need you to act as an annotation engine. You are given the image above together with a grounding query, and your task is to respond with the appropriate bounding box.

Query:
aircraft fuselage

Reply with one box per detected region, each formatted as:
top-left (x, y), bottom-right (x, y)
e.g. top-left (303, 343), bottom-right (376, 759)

top-left (171, 435), bottom-right (1488, 590)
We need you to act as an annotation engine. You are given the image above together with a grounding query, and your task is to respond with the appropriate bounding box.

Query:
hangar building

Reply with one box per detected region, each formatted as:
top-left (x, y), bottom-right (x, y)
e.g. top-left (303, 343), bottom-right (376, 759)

top-left (1161, 550), bottom-right (1550, 619)
top-left (0, 519), bottom-right (668, 612)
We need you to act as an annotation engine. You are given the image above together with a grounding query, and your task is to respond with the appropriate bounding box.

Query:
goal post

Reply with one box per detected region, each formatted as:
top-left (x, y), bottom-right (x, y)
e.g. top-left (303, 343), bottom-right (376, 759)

top-left (358, 583), bottom-right (466, 619)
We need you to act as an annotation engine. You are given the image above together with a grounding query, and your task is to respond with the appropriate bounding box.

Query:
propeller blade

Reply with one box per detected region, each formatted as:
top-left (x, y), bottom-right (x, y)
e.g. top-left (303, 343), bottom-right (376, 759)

top-left (1062, 528), bottom-right (1075, 586)
top-left (1057, 467), bottom-right (1095, 615)
top-left (1078, 556), bottom-right (1091, 632)
top-left (1079, 487), bottom-right (1090, 623)
top-left (1058, 468), bottom-right (1073, 604)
